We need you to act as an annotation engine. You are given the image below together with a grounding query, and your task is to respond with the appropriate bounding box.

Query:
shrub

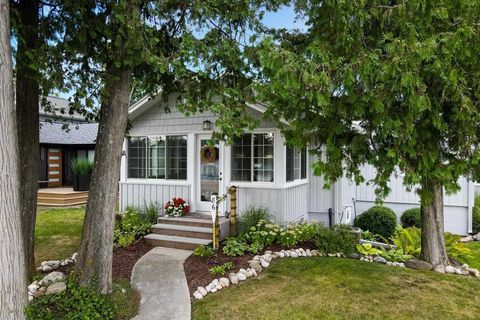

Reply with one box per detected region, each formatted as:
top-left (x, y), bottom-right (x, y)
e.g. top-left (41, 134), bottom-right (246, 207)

top-left (379, 248), bottom-right (412, 262)
top-left (401, 208), bottom-right (421, 228)
top-left (25, 276), bottom-right (115, 319)
top-left (390, 226), bottom-right (421, 256)
top-left (222, 238), bottom-right (249, 257)
top-left (246, 240), bottom-right (264, 254)
top-left (445, 232), bottom-right (472, 261)
top-left (361, 230), bottom-right (380, 242)
top-left (238, 207), bottom-right (272, 234)
top-left (473, 195), bottom-right (480, 234)
top-left (315, 225), bottom-right (357, 254)
top-left (209, 262), bottom-right (234, 276)
top-left (277, 223), bottom-right (318, 247)
top-left (193, 245), bottom-right (216, 258)
top-left (143, 202), bottom-right (160, 224)
top-left (114, 207), bottom-right (152, 248)
top-left (354, 206), bottom-right (397, 239)
top-left (243, 219), bottom-right (280, 247)
top-left (70, 158), bottom-right (93, 175)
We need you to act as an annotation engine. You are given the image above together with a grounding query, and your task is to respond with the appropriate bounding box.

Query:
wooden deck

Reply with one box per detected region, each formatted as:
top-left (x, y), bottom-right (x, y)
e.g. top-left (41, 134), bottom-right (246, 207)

top-left (37, 187), bottom-right (88, 207)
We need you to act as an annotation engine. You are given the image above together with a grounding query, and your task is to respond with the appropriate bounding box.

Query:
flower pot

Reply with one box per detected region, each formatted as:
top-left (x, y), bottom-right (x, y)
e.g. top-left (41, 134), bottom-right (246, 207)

top-left (74, 174), bottom-right (91, 191)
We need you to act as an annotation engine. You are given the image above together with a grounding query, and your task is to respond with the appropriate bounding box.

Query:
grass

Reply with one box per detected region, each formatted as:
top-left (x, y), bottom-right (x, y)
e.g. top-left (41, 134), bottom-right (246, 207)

top-left (464, 242), bottom-right (480, 270)
top-left (193, 257), bottom-right (480, 320)
top-left (35, 207), bottom-right (85, 264)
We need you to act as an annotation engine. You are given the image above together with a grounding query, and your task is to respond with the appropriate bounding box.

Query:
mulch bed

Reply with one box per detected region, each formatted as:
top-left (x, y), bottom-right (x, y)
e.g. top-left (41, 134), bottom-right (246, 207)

top-left (112, 239), bottom-right (154, 279)
top-left (184, 241), bottom-right (316, 295)
top-left (35, 239), bottom-right (154, 280)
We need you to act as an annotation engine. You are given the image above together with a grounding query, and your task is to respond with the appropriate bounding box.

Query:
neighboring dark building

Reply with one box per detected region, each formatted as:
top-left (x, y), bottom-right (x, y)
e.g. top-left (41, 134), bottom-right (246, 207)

top-left (39, 97), bottom-right (98, 188)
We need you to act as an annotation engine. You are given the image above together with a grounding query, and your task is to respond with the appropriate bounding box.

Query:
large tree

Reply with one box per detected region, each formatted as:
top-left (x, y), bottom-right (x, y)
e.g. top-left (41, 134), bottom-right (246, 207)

top-left (257, 0), bottom-right (480, 266)
top-left (0, 0), bottom-right (27, 317)
top-left (52, 0), bottom-right (286, 293)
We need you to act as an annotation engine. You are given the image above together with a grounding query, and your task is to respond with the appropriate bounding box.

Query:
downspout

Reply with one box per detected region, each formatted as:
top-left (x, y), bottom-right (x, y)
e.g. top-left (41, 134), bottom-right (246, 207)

top-left (467, 179), bottom-right (474, 234)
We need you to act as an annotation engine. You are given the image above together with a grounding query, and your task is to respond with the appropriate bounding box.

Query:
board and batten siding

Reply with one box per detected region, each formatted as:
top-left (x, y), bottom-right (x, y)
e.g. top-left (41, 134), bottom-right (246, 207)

top-left (354, 165), bottom-right (473, 235)
top-left (307, 153), bottom-right (334, 225)
top-left (119, 182), bottom-right (190, 212)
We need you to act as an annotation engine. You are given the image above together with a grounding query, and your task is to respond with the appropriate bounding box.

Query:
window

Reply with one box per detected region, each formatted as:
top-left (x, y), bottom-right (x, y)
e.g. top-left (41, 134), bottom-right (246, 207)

top-left (128, 135), bottom-right (187, 180)
top-left (286, 146), bottom-right (307, 182)
top-left (128, 137), bottom-right (147, 178)
top-left (231, 133), bottom-right (274, 182)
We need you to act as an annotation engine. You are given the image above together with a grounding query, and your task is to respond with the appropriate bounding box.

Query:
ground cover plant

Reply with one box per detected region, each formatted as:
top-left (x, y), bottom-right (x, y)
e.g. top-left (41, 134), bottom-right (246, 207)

top-left (193, 258), bottom-right (480, 320)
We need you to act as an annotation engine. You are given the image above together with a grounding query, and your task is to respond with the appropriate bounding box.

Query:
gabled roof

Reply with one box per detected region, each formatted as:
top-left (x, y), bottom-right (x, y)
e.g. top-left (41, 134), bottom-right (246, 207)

top-left (40, 96), bottom-right (89, 123)
top-left (40, 122), bottom-right (98, 145)
top-left (128, 94), bottom-right (287, 124)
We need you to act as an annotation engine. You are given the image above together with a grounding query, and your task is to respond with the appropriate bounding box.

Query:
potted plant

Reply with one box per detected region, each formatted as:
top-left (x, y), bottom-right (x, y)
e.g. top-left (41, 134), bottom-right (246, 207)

top-left (164, 197), bottom-right (190, 217)
top-left (71, 158), bottom-right (93, 191)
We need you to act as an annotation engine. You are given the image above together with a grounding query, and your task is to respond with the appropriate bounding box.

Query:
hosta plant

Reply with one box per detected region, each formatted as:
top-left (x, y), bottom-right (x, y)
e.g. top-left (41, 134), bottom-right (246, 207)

top-left (356, 243), bottom-right (382, 256)
top-left (222, 238), bottom-right (249, 257)
top-left (193, 245), bottom-right (216, 258)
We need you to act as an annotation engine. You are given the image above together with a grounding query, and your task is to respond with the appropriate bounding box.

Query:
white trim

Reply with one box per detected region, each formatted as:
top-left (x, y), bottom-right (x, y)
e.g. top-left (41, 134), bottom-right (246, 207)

top-left (284, 180), bottom-right (309, 188)
top-left (122, 179), bottom-right (190, 186)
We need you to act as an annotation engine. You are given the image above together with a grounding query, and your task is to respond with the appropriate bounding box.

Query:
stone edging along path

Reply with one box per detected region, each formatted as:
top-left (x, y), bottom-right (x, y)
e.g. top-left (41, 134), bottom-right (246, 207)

top-left (192, 247), bottom-right (480, 300)
top-left (131, 247), bottom-right (193, 320)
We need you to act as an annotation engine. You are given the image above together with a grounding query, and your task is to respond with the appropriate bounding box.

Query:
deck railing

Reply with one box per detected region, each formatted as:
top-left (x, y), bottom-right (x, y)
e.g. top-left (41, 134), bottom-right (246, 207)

top-left (210, 186), bottom-right (238, 249)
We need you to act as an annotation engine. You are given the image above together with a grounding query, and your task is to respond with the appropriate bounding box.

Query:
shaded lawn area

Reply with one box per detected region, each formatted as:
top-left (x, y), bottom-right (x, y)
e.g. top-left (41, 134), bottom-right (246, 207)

top-left (35, 207), bottom-right (85, 265)
top-left (464, 242), bottom-right (480, 270)
top-left (193, 257), bottom-right (480, 320)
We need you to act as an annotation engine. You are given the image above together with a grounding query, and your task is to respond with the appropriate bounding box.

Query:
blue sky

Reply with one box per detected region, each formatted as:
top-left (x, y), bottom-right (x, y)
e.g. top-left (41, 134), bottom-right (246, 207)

top-left (262, 5), bottom-right (306, 31)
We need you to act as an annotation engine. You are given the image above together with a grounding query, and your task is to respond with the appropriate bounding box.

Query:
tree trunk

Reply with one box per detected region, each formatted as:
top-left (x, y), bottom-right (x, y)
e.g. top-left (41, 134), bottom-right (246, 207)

top-left (420, 178), bottom-right (449, 267)
top-left (0, 0), bottom-right (28, 317)
top-left (15, 0), bottom-right (40, 280)
top-left (75, 68), bottom-right (132, 293)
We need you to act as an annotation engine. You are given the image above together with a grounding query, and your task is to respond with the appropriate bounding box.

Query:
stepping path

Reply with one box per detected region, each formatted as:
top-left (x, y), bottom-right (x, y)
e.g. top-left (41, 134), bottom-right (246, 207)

top-left (131, 247), bottom-right (193, 320)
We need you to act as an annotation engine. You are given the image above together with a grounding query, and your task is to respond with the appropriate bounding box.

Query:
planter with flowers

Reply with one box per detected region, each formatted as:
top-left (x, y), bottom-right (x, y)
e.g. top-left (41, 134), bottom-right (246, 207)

top-left (164, 197), bottom-right (190, 217)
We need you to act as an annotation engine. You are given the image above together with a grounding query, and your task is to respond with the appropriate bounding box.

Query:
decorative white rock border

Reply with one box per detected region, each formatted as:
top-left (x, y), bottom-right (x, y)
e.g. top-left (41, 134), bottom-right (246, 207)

top-left (192, 247), bottom-right (479, 300)
top-left (36, 252), bottom-right (78, 272)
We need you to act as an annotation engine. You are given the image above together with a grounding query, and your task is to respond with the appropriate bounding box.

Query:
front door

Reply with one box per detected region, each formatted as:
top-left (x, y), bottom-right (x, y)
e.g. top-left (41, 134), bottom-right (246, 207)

top-left (197, 135), bottom-right (222, 212)
top-left (47, 147), bottom-right (62, 187)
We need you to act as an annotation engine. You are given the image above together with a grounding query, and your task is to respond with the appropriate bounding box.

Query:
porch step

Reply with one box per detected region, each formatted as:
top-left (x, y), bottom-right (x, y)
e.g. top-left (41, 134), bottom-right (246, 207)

top-left (157, 216), bottom-right (212, 228)
top-left (151, 223), bottom-right (212, 240)
top-left (144, 234), bottom-right (211, 250)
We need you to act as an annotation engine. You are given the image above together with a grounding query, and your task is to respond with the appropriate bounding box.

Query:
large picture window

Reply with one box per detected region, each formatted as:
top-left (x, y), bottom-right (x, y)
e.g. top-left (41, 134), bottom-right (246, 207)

top-left (128, 135), bottom-right (187, 180)
top-left (286, 146), bottom-right (307, 182)
top-left (232, 133), bottom-right (274, 182)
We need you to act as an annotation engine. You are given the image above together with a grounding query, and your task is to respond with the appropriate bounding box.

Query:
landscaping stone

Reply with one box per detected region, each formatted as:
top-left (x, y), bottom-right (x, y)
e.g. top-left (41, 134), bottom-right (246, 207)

top-left (306, 249), bottom-right (312, 257)
top-left (445, 265), bottom-right (456, 274)
top-left (250, 269), bottom-right (258, 277)
top-left (466, 268), bottom-right (480, 277)
top-left (473, 233), bottom-right (480, 241)
top-left (229, 273), bottom-right (239, 285)
top-left (42, 265), bottom-right (53, 272)
top-left (45, 282), bottom-right (67, 295)
top-left (434, 265), bottom-right (446, 274)
top-left (193, 291), bottom-right (203, 300)
top-left (39, 271), bottom-right (66, 286)
top-left (399, 263), bottom-right (405, 268)
top-left (198, 286), bottom-right (208, 296)
top-left (205, 285), bottom-right (212, 292)
top-left (215, 284), bottom-right (223, 290)
top-left (461, 264), bottom-right (469, 269)
top-left (211, 287), bottom-right (217, 293)
top-left (284, 251), bottom-right (291, 257)
top-left (33, 287), bottom-right (46, 298)
top-left (460, 236), bottom-right (474, 242)
top-left (373, 256), bottom-right (387, 264)
top-left (237, 273), bottom-right (247, 281)
top-left (219, 278), bottom-right (230, 287)
top-left (71, 252), bottom-right (78, 261)
top-left (327, 253), bottom-right (336, 257)
top-left (455, 268), bottom-right (464, 275)
top-left (260, 259), bottom-right (270, 268)
top-left (28, 284), bottom-right (39, 293)
top-left (290, 251), bottom-right (299, 258)
top-left (347, 253), bottom-right (360, 259)
top-left (277, 251), bottom-right (285, 258)
top-left (405, 258), bottom-right (433, 271)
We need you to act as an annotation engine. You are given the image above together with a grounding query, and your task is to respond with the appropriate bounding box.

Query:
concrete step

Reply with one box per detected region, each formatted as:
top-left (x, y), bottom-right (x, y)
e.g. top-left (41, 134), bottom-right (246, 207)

top-left (157, 216), bottom-right (213, 228)
top-left (151, 223), bottom-right (212, 240)
top-left (144, 234), bottom-right (211, 250)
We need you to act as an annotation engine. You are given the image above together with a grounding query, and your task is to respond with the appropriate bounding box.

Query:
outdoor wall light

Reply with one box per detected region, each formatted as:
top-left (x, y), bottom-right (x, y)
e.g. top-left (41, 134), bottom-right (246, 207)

top-left (203, 120), bottom-right (212, 131)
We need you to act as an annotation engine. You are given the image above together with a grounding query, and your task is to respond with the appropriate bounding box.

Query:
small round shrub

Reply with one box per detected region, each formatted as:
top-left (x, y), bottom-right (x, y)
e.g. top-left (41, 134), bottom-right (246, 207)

top-left (354, 206), bottom-right (397, 239)
top-left (401, 208), bottom-right (421, 228)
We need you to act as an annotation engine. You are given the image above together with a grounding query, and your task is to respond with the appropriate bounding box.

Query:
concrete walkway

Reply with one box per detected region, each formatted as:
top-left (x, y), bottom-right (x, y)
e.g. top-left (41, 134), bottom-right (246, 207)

top-left (131, 247), bottom-right (193, 320)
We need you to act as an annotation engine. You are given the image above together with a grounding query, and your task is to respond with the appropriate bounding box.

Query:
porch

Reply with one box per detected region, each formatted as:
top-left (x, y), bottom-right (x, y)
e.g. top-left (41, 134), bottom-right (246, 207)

top-left (37, 187), bottom-right (88, 207)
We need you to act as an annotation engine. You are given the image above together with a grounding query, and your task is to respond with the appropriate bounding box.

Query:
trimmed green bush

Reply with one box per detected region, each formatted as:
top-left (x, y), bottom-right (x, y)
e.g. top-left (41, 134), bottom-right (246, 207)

top-left (315, 224), bottom-right (357, 254)
top-left (473, 195), bottom-right (480, 234)
top-left (354, 206), bottom-right (397, 239)
top-left (401, 208), bottom-right (421, 228)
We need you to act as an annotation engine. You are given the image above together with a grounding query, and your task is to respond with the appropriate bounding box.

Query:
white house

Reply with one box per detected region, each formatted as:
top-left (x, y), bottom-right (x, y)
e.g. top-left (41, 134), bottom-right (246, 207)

top-left (119, 94), bottom-right (474, 236)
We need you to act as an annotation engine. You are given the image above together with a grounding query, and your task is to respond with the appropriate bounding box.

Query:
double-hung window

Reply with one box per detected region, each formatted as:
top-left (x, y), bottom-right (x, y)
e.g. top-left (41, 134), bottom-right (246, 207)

top-left (286, 146), bottom-right (307, 182)
top-left (231, 133), bottom-right (274, 182)
top-left (127, 135), bottom-right (187, 180)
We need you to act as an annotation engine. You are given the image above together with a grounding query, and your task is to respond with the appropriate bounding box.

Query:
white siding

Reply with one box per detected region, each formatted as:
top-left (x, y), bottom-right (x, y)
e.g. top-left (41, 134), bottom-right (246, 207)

top-left (354, 165), bottom-right (472, 235)
top-left (119, 182), bottom-right (190, 212)
top-left (283, 183), bottom-right (309, 223)
top-left (236, 187), bottom-right (283, 222)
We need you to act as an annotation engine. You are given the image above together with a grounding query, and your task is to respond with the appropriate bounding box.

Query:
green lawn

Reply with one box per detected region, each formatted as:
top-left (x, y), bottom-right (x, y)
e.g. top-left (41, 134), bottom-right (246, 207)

top-left (193, 257), bottom-right (480, 320)
top-left (464, 242), bottom-right (480, 270)
top-left (35, 207), bottom-right (85, 265)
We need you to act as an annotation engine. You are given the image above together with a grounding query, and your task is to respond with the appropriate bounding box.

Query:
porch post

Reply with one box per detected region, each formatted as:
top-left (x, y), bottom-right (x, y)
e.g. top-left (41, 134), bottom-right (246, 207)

top-left (211, 193), bottom-right (220, 249)
top-left (229, 186), bottom-right (238, 237)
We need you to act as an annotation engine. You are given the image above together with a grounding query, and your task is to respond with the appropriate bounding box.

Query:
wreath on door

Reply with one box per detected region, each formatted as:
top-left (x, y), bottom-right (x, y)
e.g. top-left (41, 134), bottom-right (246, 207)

top-left (201, 146), bottom-right (217, 163)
